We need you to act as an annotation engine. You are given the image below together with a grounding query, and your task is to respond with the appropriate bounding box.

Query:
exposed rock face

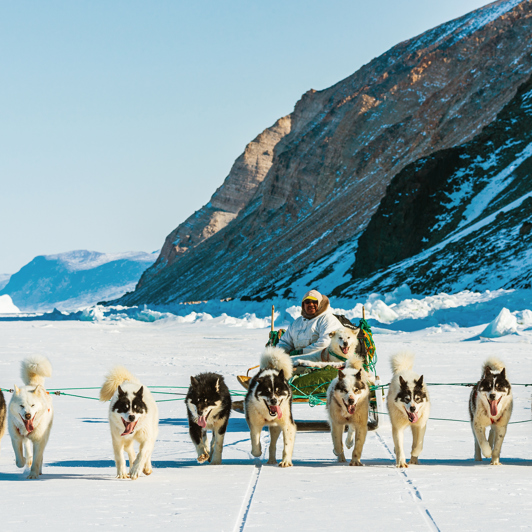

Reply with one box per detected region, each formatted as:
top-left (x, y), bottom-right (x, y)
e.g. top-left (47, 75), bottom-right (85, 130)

top-left (119, 0), bottom-right (532, 306)
top-left (137, 116), bottom-right (291, 287)
top-left (338, 72), bottom-right (532, 295)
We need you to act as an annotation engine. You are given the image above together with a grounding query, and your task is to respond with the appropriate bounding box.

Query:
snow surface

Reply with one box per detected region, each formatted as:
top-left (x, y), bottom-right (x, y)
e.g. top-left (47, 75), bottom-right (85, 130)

top-left (44, 250), bottom-right (159, 272)
top-left (0, 295), bottom-right (20, 314)
top-left (1, 291), bottom-right (532, 530)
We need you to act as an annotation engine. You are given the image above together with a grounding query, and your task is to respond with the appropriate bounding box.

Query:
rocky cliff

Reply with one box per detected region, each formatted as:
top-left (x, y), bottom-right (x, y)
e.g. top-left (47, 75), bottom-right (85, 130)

top-left (117, 0), bottom-right (532, 305)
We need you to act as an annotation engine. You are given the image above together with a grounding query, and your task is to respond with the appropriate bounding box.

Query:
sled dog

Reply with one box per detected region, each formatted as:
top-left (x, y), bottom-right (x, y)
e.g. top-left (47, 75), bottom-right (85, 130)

top-left (387, 352), bottom-right (430, 468)
top-left (326, 357), bottom-right (370, 465)
top-left (100, 367), bottom-right (158, 479)
top-left (8, 355), bottom-right (53, 479)
top-left (0, 389), bottom-right (5, 455)
top-left (469, 358), bottom-right (512, 465)
top-left (186, 372), bottom-right (231, 465)
top-left (245, 347), bottom-right (297, 467)
top-left (296, 327), bottom-right (363, 368)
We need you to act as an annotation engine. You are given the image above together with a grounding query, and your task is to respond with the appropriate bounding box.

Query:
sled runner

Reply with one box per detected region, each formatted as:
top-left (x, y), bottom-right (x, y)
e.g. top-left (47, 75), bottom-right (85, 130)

top-left (235, 306), bottom-right (381, 432)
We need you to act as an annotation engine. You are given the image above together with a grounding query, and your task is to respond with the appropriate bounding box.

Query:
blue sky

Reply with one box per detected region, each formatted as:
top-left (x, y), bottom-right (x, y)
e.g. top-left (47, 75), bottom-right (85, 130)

top-left (0, 0), bottom-right (492, 274)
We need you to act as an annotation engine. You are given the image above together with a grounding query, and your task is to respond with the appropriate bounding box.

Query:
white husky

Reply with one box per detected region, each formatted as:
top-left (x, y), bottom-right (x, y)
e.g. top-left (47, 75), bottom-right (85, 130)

top-left (386, 352), bottom-right (430, 468)
top-left (100, 367), bottom-right (159, 480)
top-left (8, 355), bottom-right (53, 479)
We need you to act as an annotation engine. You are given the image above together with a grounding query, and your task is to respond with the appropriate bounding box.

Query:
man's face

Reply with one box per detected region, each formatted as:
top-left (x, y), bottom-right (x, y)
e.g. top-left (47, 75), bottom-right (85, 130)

top-left (303, 299), bottom-right (318, 317)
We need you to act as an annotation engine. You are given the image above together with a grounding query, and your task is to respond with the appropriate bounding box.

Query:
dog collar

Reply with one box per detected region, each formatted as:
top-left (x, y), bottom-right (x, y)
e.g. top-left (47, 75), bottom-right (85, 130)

top-left (327, 348), bottom-right (347, 362)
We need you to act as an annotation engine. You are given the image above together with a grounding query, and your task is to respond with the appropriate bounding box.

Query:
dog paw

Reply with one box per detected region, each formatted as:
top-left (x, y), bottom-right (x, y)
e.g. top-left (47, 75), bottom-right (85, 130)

top-left (396, 461), bottom-right (408, 468)
top-left (267, 458), bottom-right (277, 465)
top-left (15, 457), bottom-right (26, 469)
top-left (210, 458), bottom-right (222, 465)
top-left (490, 458), bottom-right (501, 466)
top-left (349, 460), bottom-right (363, 467)
top-left (409, 456), bottom-right (420, 465)
top-left (481, 447), bottom-right (492, 459)
top-left (143, 466), bottom-right (153, 475)
top-left (251, 446), bottom-right (262, 458)
top-left (27, 471), bottom-right (39, 480)
top-left (345, 439), bottom-right (354, 449)
top-left (116, 472), bottom-right (130, 479)
top-left (279, 460), bottom-right (293, 468)
top-left (197, 453), bottom-right (210, 464)
top-left (337, 454), bottom-right (347, 463)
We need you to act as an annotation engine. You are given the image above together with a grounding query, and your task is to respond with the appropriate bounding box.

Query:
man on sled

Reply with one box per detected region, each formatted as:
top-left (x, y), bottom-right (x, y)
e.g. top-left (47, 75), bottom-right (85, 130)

top-left (277, 290), bottom-right (363, 367)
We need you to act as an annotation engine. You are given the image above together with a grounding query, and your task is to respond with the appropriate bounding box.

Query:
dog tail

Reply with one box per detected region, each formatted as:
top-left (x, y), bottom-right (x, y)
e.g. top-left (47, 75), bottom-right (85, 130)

top-left (99, 366), bottom-right (139, 401)
top-left (260, 346), bottom-right (293, 379)
top-left (346, 356), bottom-right (364, 371)
top-left (390, 351), bottom-right (415, 375)
top-left (21, 355), bottom-right (52, 386)
top-left (483, 357), bottom-right (506, 374)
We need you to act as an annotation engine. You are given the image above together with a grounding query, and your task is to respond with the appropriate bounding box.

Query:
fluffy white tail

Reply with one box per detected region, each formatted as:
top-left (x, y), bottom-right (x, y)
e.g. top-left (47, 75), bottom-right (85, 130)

top-left (483, 357), bottom-right (506, 374)
top-left (21, 355), bottom-right (52, 386)
top-left (99, 366), bottom-right (139, 401)
top-left (346, 356), bottom-right (364, 371)
top-left (390, 352), bottom-right (415, 375)
top-left (260, 347), bottom-right (293, 379)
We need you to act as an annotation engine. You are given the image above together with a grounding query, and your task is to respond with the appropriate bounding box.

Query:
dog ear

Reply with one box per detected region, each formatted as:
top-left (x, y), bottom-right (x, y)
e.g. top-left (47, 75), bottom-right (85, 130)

top-left (118, 386), bottom-right (126, 396)
top-left (190, 376), bottom-right (198, 387)
top-left (355, 369), bottom-right (362, 380)
top-left (215, 378), bottom-right (220, 393)
top-left (338, 370), bottom-right (345, 380)
top-left (500, 367), bottom-right (506, 380)
top-left (278, 369), bottom-right (285, 380)
top-left (415, 375), bottom-right (424, 387)
top-left (483, 366), bottom-right (492, 378)
top-left (33, 384), bottom-right (45, 396)
top-left (329, 331), bottom-right (336, 338)
top-left (399, 376), bottom-right (408, 388)
top-left (14, 384), bottom-right (20, 395)
top-left (135, 386), bottom-right (144, 398)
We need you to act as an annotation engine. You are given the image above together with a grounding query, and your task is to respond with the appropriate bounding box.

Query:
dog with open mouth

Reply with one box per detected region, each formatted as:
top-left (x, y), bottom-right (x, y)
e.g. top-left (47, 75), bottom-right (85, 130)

top-left (326, 357), bottom-right (370, 465)
top-left (387, 352), bottom-right (430, 468)
top-left (469, 357), bottom-right (513, 465)
top-left (8, 355), bottom-right (53, 479)
top-left (100, 366), bottom-right (158, 480)
top-left (186, 372), bottom-right (231, 465)
top-left (244, 346), bottom-right (297, 467)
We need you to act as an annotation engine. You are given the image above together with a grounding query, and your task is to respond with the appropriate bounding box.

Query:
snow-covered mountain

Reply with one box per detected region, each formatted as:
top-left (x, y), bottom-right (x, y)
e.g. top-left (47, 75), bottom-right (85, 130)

top-left (0, 250), bottom-right (157, 312)
top-left (113, 0), bottom-right (532, 306)
top-left (0, 274), bottom-right (11, 291)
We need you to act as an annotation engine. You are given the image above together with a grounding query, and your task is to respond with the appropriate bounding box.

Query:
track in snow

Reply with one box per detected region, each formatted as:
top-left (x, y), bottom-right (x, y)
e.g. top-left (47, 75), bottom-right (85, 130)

top-left (375, 431), bottom-right (441, 532)
top-left (232, 431), bottom-right (269, 532)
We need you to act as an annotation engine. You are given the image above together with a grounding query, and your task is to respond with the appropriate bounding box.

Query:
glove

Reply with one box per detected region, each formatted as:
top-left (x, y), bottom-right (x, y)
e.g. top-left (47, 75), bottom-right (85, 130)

top-left (289, 349), bottom-right (302, 357)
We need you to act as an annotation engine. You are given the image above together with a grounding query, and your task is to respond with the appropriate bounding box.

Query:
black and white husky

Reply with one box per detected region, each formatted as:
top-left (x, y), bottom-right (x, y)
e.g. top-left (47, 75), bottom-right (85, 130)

top-left (469, 357), bottom-right (513, 465)
top-left (245, 347), bottom-right (297, 467)
top-left (100, 367), bottom-right (159, 480)
top-left (8, 355), bottom-right (54, 479)
top-left (386, 352), bottom-right (430, 468)
top-left (186, 373), bottom-right (231, 465)
top-left (326, 357), bottom-right (370, 466)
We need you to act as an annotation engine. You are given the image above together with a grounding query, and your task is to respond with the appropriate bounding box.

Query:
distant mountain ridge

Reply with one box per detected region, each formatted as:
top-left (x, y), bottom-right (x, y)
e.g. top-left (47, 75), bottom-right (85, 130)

top-left (0, 250), bottom-right (157, 311)
top-left (113, 0), bottom-right (532, 305)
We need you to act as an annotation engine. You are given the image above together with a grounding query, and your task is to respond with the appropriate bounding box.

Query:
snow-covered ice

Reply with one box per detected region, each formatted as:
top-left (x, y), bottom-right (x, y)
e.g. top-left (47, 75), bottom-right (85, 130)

top-left (0, 294), bottom-right (20, 314)
top-left (1, 294), bottom-right (532, 530)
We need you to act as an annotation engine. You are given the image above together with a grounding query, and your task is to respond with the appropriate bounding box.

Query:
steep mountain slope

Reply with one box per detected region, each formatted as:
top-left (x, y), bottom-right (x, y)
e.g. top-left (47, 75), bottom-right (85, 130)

top-left (337, 73), bottom-right (532, 295)
top-left (118, 0), bottom-right (532, 305)
top-left (0, 250), bottom-right (157, 311)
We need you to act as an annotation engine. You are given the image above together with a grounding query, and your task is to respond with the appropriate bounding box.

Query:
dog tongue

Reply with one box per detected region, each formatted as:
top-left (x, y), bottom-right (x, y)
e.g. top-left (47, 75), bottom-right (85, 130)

top-left (121, 419), bottom-right (137, 436)
top-left (197, 416), bottom-right (207, 428)
top-left (23, 418), bottom-right (34, 433)
top-left (347, 404), bottom-right (356, 415)
top-left (341, 346), bottom-right (349, 355)
top-left (408, 411), bottom-right (419, 423)
top-left (490, 400), bottom-right (498, 417)
top-left (269, 405), bottom-right (282, 419)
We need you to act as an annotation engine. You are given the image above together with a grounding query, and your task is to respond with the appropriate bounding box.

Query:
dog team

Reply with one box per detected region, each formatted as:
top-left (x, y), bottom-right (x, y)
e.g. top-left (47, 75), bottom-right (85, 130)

top-left (0, 327), bottom-right (516, 480)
